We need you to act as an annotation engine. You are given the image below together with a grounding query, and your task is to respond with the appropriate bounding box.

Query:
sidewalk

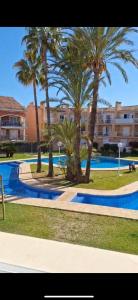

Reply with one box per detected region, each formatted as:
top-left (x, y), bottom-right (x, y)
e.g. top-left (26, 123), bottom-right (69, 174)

top-left (0, 231), bottom-right (138, 273)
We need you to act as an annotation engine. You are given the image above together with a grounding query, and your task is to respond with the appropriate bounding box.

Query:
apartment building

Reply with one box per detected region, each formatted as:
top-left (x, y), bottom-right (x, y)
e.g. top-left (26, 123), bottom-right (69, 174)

top-left (0, 96), bottom-right (26, 142)
top-left (26, 100), bottom-right (138, 149)
top-left (94, 101), bottom-right (138, 148)
top-left (25, 101), bottom-right (88, 145)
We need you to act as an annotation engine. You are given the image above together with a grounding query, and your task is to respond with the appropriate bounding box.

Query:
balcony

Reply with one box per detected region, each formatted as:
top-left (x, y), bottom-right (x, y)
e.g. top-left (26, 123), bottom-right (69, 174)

top-left (134, 118), bottom-right (138, 123)
top-left (0, 135), bottom-right (24, 141)
top-left (116, 132), bottom-right (133, 137)
top-left (103, 133), bottom-right (112, 136)
top-left (115, 118), bottom-right (134, 124)
top-left (97, 119), bottom-right (112, 124)
top-left (95, 132), bottom-right (103, 136)
top-left (0, 121), bottom-right (24, 127)
top-left (104, 119), bottom-right (112, 124)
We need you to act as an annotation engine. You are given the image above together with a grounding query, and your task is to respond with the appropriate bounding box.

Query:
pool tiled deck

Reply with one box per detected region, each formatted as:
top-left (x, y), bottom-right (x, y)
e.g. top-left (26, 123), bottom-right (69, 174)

top-left (4, 162), bottom-right (138, 221)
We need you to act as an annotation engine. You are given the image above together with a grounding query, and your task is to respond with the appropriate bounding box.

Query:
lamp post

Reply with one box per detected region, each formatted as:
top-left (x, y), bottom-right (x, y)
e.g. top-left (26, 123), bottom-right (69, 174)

top-left (57, 141), bottom-right (62, 167)
top-left (118, 142), bottom-right (123, 176)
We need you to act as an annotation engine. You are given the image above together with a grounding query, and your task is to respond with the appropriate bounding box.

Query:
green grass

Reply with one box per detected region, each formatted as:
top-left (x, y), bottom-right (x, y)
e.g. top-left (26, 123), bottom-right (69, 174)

top-left (30, 163), bottom-right (61, 176)
top-left (76, 169), bottom-right (138, 190)
top-left (30, 163), bottom-right (138, 190)
top-left (0, 153), bottom-right (37, 161)
top-left (122, 156), bottom-right (138, 160)
top-left (0, 151), bottom-right (64, 162)
top-left (0, 203), bottom-right (138, 255)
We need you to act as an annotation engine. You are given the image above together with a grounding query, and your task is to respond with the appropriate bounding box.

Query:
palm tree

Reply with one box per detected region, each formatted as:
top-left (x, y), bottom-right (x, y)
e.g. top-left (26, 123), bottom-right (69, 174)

top-left (51, 119), bottom-right (76, 180)
top-left (23, 27), bottom-right (62, 177)
top-left (14, 50), bottom-right (42, 172)
top-left (51, 44), bottom-right (94, 182)
top-left (72, 27), bottom-right (138, 182)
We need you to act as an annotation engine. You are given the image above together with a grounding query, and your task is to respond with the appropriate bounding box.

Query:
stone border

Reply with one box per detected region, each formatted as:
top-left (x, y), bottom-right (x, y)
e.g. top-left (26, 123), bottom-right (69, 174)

top-left (3, 161), bottom-right (138, 220)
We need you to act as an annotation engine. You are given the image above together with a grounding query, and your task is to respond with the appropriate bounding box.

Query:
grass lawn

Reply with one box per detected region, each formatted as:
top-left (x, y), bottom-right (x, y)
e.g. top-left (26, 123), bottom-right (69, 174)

top-left (122, 154), bottom-right (138, 160)
top-left (0, 153), bottom-right (37, 161)
top-left (76, 169), bottom-right (138, 190)
top-left (0, 151), bottom-right (63, 162)
top-left (30, 163), bottom-right (138, 190)
top-left (0, 203), bottom-right (138, 255)
top-left (30, 163), bottom-right (61, 177)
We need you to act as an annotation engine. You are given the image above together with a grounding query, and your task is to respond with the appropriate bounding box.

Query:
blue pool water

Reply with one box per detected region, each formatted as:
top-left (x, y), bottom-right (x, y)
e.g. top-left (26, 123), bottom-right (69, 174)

top-left (25, 156), bottom-right (138, 169)
top-left (0, 162), bottom-right (62, 200)
top-left (72, 192), bottom-right (138, 210)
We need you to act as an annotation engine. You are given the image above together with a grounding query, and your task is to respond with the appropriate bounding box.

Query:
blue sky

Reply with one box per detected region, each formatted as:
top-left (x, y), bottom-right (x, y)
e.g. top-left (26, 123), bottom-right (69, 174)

top-left (0, 27), bottom-right (138, 108)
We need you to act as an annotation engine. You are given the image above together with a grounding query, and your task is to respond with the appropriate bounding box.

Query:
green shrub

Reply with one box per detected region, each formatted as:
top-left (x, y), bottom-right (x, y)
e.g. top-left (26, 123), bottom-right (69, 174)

top-left (0, 143), bottom-right (16, 158)
top-left (100, 143), bottom-right (118, 156)
top-left (93, 142), bottom-right (98, 149)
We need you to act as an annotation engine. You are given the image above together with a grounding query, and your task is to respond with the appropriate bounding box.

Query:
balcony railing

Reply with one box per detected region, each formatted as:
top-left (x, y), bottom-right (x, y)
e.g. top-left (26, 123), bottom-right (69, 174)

top-left (134, 118), bottom-right (138, 123)
top-left (103, 133), bottom-right (112, 136)
top-left (116, 132), bottom-right (132, 137)
top-left (115, 118), bottom-right (134, 124)
top-left (95, 132), bottom-right (112, 136)
top-left (95, 132), bottom-right (103, 136)
top-left (0, 121), bottom-right (23, 127)
top-left (97, 119), bottom-right (112, 124)
top-left (0, 135), bottom-right (24, 141)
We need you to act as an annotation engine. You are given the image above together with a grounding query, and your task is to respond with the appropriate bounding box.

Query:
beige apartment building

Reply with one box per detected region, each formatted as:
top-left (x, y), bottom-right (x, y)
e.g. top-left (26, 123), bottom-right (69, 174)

top-left (25, 101), bottom-right (88, 146)
top-left (95, 101), bottom-right (138, 149)
top-left (25, 100), bottom-right (138, 150)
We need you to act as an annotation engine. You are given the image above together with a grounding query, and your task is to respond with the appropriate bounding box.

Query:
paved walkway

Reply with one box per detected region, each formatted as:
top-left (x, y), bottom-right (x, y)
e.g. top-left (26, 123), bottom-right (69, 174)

top-left (0, 231), bottom-right (138, 273)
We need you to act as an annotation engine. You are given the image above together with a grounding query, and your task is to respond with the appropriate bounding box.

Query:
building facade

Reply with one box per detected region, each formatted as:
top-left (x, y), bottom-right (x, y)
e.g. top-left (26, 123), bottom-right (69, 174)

top-left (0, 96), bottom-right (26, 142)
top-left (25, 100), bottom-right (138, 149)
top-left (94, 101), bottom-right (138, 148)
top-left (25, 101), bottom-right (88, 145)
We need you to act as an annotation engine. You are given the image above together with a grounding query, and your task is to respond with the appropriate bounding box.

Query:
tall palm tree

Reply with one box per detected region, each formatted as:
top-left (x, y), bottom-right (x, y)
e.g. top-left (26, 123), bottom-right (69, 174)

top-left (51, 44), bottom-right (94, 182)
top-left (14, 50), bottom-right (42, 172)
top-left (72, 27), bottom-right (138, 182)
top-left (23, 27), bottom-right (62, 177)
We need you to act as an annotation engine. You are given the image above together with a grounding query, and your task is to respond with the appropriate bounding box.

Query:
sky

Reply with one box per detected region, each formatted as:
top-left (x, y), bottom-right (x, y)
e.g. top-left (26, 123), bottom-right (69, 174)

top-left (0, 27), bottom-right (138, 108)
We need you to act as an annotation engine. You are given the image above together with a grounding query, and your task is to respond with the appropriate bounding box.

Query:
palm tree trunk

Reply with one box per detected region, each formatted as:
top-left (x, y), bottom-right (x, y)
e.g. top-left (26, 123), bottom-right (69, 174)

top-left (33, 80), bottom-right (41, 173)
top-left (85, 72), bottom-right (99, 183)
top-left (43, 50), bottom-right (53, 177)
top-left (65, 155), bottom-right (75, 181)
top-left (74, 108), bottom-right (83, 182)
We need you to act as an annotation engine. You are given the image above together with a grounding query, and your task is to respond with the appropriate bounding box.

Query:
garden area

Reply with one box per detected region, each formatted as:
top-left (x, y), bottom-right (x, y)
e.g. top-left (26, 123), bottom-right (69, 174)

top-left (1, 27), bottom-right (138, 262)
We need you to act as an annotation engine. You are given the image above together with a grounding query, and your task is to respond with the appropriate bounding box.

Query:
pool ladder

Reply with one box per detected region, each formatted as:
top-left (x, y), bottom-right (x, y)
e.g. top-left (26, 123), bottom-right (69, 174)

top-left (0, 175), bottom-right (5, 220)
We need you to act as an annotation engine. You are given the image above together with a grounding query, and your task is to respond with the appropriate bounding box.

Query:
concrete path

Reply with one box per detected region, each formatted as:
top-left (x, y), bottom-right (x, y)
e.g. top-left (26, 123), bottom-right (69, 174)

top-left (0, 231), bottom-right (138, 273)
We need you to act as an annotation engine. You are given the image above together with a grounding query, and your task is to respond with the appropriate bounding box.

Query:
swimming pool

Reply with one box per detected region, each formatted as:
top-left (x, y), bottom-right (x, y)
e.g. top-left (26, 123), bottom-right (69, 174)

top-left (0, 162), bottom-right (62, 200)
top-left (25, 155), bottom-right (138, 169)
top-left (72, 192), bottom-right (138, 210)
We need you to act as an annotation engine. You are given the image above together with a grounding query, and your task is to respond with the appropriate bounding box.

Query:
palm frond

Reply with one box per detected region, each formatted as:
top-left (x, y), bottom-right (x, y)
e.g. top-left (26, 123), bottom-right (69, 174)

top-left (110, 62), bottom-right (128, 83)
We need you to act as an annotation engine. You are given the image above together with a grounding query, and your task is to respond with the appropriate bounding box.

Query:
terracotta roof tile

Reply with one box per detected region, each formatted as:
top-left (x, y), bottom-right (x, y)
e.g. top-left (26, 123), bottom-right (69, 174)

top-left (0, 96), bottom-right (24, 110)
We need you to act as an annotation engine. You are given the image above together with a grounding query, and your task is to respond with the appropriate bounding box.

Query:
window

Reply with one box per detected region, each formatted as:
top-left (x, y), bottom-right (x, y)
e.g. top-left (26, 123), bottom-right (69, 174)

top-left (60, 115), bottom-right (64, 122)
top-left (124, 114), bottom-right (131, 119)
top-left (124, 114), bottom-right (128, 119)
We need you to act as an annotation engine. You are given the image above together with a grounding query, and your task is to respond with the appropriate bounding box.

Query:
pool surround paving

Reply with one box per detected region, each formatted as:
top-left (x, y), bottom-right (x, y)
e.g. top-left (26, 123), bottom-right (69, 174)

top-left (3, 161), bottom-right (138, 220)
